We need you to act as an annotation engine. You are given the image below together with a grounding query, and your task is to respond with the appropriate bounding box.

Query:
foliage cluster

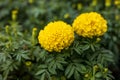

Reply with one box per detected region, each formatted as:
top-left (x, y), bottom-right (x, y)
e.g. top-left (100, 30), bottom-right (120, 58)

top-left (0, 20), bottom-right (114, 80)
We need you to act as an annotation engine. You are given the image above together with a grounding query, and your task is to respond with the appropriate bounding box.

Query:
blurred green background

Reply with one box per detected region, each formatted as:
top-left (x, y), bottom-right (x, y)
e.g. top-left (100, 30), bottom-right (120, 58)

top-left (0, 0), bottom-right (120, 79)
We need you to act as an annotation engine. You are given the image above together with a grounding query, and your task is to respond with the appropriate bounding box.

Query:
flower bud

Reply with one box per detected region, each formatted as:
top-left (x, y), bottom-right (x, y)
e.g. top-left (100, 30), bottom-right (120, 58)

top-left (93, 65), bottom-right (99, 71)
top-left (96, 38), bottom-right (101, 43)
top-left (5, 25), bottom-right (9, 34)
top-left (77, 3), bottom-right (82, 10)
top-left (84, 74), bottom-right (89, 78)
top-left (91, 0), bottom-right (97, 6)
top-left (25, 61), bottom-right (32, 67)
top-left (32, 27), bottom-right (37, 45)
top-left (64, 13), bottom-right (70, 19)
top-left (114, 0), bottom-right (120, 6)
top-left (105, 0), bottom-right (111, 7)
top-left (12, 9), bottom-right (18, 21)
top-left (103, 68), bottom-right (108, 73)
top-left (28, 0), bottom-right (34, 4)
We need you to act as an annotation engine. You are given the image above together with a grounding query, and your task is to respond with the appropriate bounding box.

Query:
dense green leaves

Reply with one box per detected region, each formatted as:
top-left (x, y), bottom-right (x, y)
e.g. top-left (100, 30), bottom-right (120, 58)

top-left (65, 63), bottom-right (87, 80)
top-left (35, 65), bottom-right (51, 80)
top-left (46, 55), bottom-right (67, 75)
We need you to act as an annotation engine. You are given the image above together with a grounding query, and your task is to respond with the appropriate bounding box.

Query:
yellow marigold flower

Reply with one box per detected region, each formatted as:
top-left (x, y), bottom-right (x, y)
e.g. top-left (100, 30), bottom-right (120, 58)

top-left (38, 21), bottom-right (74, 52)
top-left (72, 12), bottom-right (107, 38)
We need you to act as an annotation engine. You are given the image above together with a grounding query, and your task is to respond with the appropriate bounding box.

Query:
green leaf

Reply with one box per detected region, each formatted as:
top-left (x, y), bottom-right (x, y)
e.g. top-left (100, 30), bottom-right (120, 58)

top-left (1, 60), bottom-right (18, 72)
top-left (56, 63), bottom-right (64, 70)
top-left (0, 52), bottom-right (11, 62)
top-left (40, 73), bottom-right (45, 80)
top-left (35, 70), bottom-right (46, 75)
top-left (90, 52), bottom-right (99, 61)
top-left (67, 65), bottom-right (75, 78)
top-left (74, 70), bottom-right (80, 80)
top-left (38, 65), bottom-right (47, 69)
top-left (14, 50), bottom-right (30, 62)
top-left (90, 44), bottom-right (95, 52)
top-left (0, 74), bottom-right (3, 80)
top-left (82, 44), bottom-right (90, 51)
top-left (46, 71), bottom-right (51, 80)
top-left (61, 76), bottom-right (66, 80)
top-left (90, 77), bottom-right (94, 80)
top-left (65, 64), bottom-right (72, 76)
top-left (40, 50), bottom-right (47, 58)
top-left (75, 63), bottom-right (87, 73)
top-left (48, 60), bottom-right (57, 74)
top-left (95, 72), bottom-right (102, 78)
top-left (37, 49), bottom-right (48, 61)
top-left (48, 67), bottom-right (57, 75)
top-left (74, 48), bottom-right (82, 55)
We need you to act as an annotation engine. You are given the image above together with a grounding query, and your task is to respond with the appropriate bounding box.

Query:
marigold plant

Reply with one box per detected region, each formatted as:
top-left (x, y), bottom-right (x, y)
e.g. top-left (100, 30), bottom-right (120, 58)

top-left (38, 21), bottom-right (74, 52)
top-left (0, 0), bottom-right (119, 79)
top-left (72, 12), bottom-right (107, 38)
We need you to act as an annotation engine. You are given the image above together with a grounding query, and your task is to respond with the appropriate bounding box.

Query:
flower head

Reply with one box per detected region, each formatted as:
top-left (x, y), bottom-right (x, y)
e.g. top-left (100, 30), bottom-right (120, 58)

top-left (72, 12), bottom-right (107, 38)
top-left (38, 21), bottom-right (74, 52)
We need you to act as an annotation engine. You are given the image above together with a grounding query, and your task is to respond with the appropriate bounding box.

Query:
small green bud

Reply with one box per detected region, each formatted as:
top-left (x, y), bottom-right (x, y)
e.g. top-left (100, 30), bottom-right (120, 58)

top-left (64, 13), bottom-right (70, 19)
top-left (32, 27), bottom-right (37, 37)
top-left (103, 68), bottom-right (108, 73)
top-left (77, 3), bottom-right (82, 10)
top-left (28, 0), bottom-right (34, 4)
top-left (12, 9), bottom-right (18, 21)
top-left (105, 0), bottom-right (111, 7)
top-left (32, 27), bottom-right (37, 45)
top-left (96, 38), bottom-right (101, 43)
top-left (5, 25), bottom-right (9, 34)
top-left (93, 65), bottom-right (99, 72)
top-left (25, 61), bottom-right (32, 67)
top-left (84, 74), bottom-right (89, 78)
top-left (91, 0), bottom-right (97, 6)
